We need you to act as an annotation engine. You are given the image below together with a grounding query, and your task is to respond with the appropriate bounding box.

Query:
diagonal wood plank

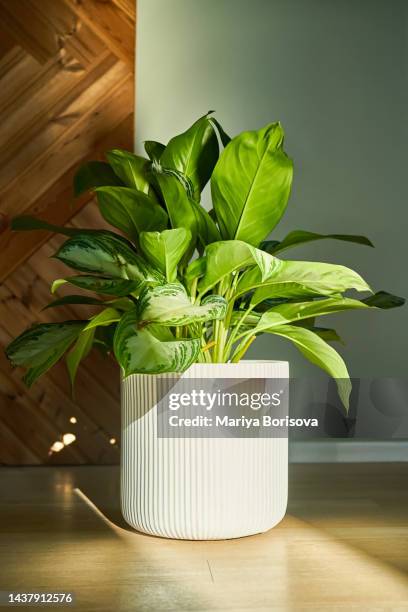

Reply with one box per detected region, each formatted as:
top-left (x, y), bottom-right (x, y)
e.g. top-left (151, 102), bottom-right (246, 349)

top-left (0, 112), bottom-right (133, 282)
top-left (66, 0), bottom-right (135, 66)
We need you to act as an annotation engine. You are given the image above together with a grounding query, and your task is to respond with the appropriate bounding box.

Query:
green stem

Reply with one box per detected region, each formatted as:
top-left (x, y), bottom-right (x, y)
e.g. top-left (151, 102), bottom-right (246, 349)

top-left (231, 334), bottom-right (256, 363)
top-left (189, 277), bottom-right (198, 303)
top-left (224, 303), bottom-right (256, 361)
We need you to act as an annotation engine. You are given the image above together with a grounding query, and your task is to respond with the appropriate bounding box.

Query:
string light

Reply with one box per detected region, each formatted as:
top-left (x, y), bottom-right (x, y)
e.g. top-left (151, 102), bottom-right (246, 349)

top-left (50, 441), bottom-right (64, 453)
top-left (69, 416), bottom-right (77, 424)
top-left (62, 433), bottom-right (76, 446)
top-left (49, 432), bottom-right (76, 454)
top-left (109, 438), bottom-right (116, 445)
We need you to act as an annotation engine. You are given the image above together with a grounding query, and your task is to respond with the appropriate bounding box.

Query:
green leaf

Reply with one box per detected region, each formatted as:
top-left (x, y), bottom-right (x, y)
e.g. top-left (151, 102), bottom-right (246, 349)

top-left (5, 321), bottom-right (86, 387)
top-left (184, 257), bottom-right (206, 292)
top-left (140, 228), bottom-right (192, 281)
top-left (74, 161), bottom-right (123, 197)
top-left (11, 216), bottom-right (83, 237)
top-left (106, 149), bottom-right (151, 193)
top-left (53, 233), bottom-right (164, 290)
top-left (211, 122), bottom-right (293, 246)
top-left (66, 328), bottom-right (95, 388)
top-left (237, 259), bottom-right (371, 302)
top-left (249, 297), bottom-right (370, 335)
top-left (144, 140), bottom-right (165, 161)
top-left (138, 283), bottom-right (227, 326)
top-left (190, 199), bottom-right (221, 247)
top-left (113, 309), bottom-right (200, 375)
top-left (95, 186), bottom-right (168, 243)
top-left (44, 295), bottom-right (106, 309)
top-left (308, 327), bottom-right (343, 343)
top-left (210, 117), bottom-right (231, 147)
top-left (268, 324), bottom-right (351, 410)
top-left (362, 291), bottom-right (405, 309)
top-left (51, 276), bottom-right (141, 297)
top-left (261, 230), bottom-right (374, 254)
top-left (83, 307), bottom-right (121, 331)
top-left (161, 112), bottom-right (219, 200)
top-left (155, 173), bottom-right (198, 248)
top-left (198, 240), bottom-right (279, 294)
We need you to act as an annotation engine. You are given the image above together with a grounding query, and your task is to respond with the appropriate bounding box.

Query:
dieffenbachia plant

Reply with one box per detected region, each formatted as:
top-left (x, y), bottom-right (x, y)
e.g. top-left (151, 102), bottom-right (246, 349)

top-left (5, 113), bottom-right (404, 409)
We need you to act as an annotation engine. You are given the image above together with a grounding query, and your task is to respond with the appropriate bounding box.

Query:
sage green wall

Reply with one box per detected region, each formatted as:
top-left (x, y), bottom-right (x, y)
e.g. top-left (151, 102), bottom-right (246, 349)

top-left (136, 0), bottom-right (407, 378)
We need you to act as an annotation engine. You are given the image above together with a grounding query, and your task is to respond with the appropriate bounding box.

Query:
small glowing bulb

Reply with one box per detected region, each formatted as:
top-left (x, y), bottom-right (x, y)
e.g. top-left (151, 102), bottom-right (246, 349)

top-left (62, 433), bottom-right (76, 446)
top-left (69, 416), bottom-right (77, 424)
top-left (109, 438), bottom-right (116, 445)
top-left (50, 441), bottom-right (64, 453)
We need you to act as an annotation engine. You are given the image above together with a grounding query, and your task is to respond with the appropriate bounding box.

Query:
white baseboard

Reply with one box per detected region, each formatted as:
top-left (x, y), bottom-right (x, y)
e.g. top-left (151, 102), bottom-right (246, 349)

top-left (289, 441), bottom-right (408, 462)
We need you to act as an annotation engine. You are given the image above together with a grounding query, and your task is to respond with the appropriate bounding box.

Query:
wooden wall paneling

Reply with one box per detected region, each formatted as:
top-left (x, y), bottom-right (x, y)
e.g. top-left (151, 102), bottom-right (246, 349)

top-left (0, 51), bottom-right (113, 178)
top-left (0, 111), bottom-right (134, 281)
top-left (0, 0), bottom-right (60, 64)
top-left (0, 0), bottom-right (135, 464)
top-left (0, 62), bottom-right (132, 213)
top-left (0, 417), bottom-right (41, 464)
top-left (66, 0), bottom-right (135, 66)
top-left (0, 24), bottom-right (16, 60)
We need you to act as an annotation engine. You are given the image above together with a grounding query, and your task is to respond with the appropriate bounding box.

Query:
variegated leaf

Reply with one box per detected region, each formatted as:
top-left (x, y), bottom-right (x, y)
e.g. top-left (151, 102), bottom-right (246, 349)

top-left (113, 309), bottom-right (200, 375)
top-left (236, 259), bottom-right (371, 301)
top-left (51, 276), bottom-right (141, 297)
top-left (5, 321), bottom-right (86, 387)
top-left (53, 233), bottom-right (164, 291)
top-left (138, 283), bottom-right (227, 326)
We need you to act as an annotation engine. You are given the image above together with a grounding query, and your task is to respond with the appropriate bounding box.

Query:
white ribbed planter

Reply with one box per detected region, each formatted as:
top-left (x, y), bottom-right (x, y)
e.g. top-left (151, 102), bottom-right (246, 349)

top-left (121, 361), bottom-right (289, 540)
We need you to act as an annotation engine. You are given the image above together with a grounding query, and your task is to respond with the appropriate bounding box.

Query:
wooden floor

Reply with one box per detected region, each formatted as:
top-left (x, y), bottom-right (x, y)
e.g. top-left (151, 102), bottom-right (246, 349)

top-left (0, 464), bottom-right (407, 611)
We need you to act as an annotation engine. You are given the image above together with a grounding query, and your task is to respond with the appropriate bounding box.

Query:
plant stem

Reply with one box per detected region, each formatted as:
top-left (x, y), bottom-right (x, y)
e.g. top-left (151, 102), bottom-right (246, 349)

top-left (189, 277), bottom-right (198, 303)
top-left (224, 303), bottom-right (256, 361)
top-left (231, 335), bottom-right (256, 363)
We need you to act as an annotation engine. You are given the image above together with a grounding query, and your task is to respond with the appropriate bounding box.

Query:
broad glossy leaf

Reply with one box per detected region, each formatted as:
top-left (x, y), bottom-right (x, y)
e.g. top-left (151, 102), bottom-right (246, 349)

top-left (66, 328), bottom-right (95, 388)
top-left (95, 186), bottom-right (168, 242)
top-left (261, 230), bottom-right (374, 254)
top-left (106, 149), bottom-right (150, 193)
top-left (5, 321), bottom-right (86, 387)
top-left (237, 259), bottom-right (371, 302)
top-left (184, 257), bottom-right (206, 292)
top-left (113, 309), bottom-right (200, 375)
top-left (249, 297), bottom-right (370, 335)
top-left (138, 283), bottom-right (227, 326)
top-left (269, 324), bottom-right (351, 410)
top-left (210, 118), bottom-right (231, 147)
top-left (53, 233), bottom-right (164, 289)
top-left (190, 199), bottom-right (221, 247)
top-left (74, 161), bottom-right (123, 197)
top-left (161, 113), bottom-right (219, 200)
top-left (44, 295), bottom-right (105, 309)
top-left (198, 240), bottom-right (279, 294)
top-left (140, 229), bottom-right (191, 281)
top-left (83, 307), bottom-right (121, 331)
top-left (211, 122), bottom-right (293, 246)
top-left (144, 140), bottom-right (165, 161)
top-left (155, 173), bottom-right (197, 239)
top-left (51, 276), bottom-right (141, 297)
top-left (362, 291), bottom-right (405, 309)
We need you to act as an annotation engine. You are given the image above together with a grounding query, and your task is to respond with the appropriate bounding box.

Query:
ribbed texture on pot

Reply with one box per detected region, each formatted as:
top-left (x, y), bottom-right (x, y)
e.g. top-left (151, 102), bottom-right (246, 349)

top-left (121, 361), bottom-right (288, 540)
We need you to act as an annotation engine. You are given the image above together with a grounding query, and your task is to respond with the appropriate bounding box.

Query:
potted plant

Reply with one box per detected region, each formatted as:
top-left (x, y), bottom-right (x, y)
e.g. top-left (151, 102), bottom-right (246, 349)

top-left (5, 113), bottom-right (403, 539)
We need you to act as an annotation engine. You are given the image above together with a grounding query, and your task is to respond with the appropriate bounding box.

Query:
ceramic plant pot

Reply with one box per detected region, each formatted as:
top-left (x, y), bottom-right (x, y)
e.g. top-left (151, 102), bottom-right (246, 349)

top-left (121, 360), bottom-right (289, 540)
